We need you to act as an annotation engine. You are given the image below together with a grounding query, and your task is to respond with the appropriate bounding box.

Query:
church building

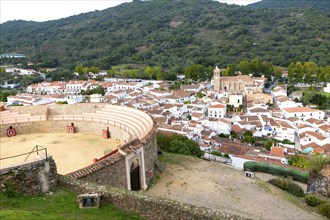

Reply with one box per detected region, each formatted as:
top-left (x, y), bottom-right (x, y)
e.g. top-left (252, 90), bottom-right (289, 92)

top-left (213, 66), bottom-right (266, 93)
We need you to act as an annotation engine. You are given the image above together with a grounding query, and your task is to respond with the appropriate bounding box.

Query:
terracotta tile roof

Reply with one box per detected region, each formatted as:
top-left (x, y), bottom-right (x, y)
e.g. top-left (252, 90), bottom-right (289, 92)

top-left (319, 124), bottom-right (330, 132)
top-left (209, 104), bottom-right (225, 109)
top-left (296, 124), bottom-right (311, 129)
top-left (311, 147), bottom-right (325, 154)
top-left (301, 131), bottom-right (327, 141)
top-left (282, 107), bottom-right (321, 113)
top-left (270, 147), bottom-right (285, 158)
top-left (219, 141), bottom-right (252, 155)
top-left (154, 117), bottom-right (167, 125)
top-left (287, 117), bottom-right (299, 122)
top-left (66, 150), bottom-right (123, 178)
top-left (231, 124), bottom-right (243, 133)
top-left (306, 118), bottom-right (325, 125)
top-left (249, 108), bottom-right (270, 113)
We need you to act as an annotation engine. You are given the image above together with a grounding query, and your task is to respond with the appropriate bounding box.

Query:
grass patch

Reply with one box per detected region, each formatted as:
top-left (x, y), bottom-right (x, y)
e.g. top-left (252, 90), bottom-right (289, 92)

top-left (0, 187), bottom-right (143, 220)
top-left (158, 152), bottom-right (185, 165)
top-left (254, 179), bottom-right (272, 194)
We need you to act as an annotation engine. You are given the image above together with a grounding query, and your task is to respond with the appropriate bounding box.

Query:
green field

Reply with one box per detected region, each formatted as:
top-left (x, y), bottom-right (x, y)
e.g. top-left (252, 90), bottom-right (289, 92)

top-left (0, 187), bottom-right (143, 220)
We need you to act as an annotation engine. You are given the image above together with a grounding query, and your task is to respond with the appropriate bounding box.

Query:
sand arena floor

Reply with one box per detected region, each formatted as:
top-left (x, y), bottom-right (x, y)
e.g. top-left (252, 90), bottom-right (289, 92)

top-left (0, 133), bottom-right (120, 174)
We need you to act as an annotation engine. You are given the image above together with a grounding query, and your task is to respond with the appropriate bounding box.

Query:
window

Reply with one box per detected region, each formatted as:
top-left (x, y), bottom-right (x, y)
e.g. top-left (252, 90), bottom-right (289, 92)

top-left (310, 113), bottom-right (312, 116)
top-left (237, 99), bottom-right (240, 103)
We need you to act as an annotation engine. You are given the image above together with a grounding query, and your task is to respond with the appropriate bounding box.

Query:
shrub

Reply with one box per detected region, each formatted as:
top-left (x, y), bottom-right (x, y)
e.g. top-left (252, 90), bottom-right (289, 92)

top-left (310, 155), bottom-right (330, 173)
top-left (230, 131), bottom-right (237, 138)
top-left (288, 155), bottom-right (310, 169)
top-left (223, 153), bottom-right (230, 158)
top-left (210, 151), bottom-right (222, 157)
top-left (157, 133), bottom-right (203, 157)
top-left (2, 183), bottom-right (20, 198)
top-left (268, 178), bottom-right (305, 197)
top-left (218, 133), bottom-right (229, 138)
top-left (244, 161), bottom-right (309, 183)
top-left (304, 195), bottom-right (320, 207)
top-left (318, 201), bottom-right (330, 218)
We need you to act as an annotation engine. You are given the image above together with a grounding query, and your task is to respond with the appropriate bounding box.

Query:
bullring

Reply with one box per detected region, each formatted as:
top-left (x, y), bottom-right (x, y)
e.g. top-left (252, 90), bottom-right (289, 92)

top-left (0, 103), bottom-right (158, 191)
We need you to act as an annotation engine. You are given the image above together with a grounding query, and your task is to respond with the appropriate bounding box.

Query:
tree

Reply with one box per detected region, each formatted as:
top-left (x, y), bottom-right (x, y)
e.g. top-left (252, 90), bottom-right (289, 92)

top-left (319, 66), bottom-right (330, 82)
top-left (303, 62), bottom-right (318, 82)
top-left (274, 66), bottom-right (282, 81)
top-left (90, 66), bottom-right (99, 74)
top-left (157, 133), bottom-right (203, 157)
top-left (250, 58), bottom-right (261, 74)
top-left (294, 62), bottom-right (304, 82)
top-left (243, 130), bottom-right (253, 137)
top-left (239, 60), bottom-right (251, 74)
top-left (264, 139), bottom-right (274, 151)
top-left (107, 69), bottom-right (116, 78)
top-left (184, 64), bottom-right (205, 81)
top-left (301, 91), bottom-right (317, 105)
top-left (145, 66), bottom-right (161, 79)
top-left (230, 131), bottom-right (237, 138)
top-left (288, 62), bottom-right (295, 83)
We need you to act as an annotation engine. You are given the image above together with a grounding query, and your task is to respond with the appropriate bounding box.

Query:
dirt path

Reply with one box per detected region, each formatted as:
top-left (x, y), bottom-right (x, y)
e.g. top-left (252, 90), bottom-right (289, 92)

top-left (146, 154), bottom-right (320, 220)
top-left (0, 133), bottom-right (120, 174)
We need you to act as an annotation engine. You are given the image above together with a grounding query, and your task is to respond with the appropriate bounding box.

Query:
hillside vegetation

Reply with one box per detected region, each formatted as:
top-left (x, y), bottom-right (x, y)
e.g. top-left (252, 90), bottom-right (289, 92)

top-left (248, 0), bottom-right (330, 13)
top-left (1, 0), bottom-right (329, 72)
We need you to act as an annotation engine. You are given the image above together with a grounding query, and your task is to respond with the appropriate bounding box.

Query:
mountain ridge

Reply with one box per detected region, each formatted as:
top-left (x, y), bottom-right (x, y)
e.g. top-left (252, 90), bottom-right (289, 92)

top-left (248, 0), bottom-right (330, 12)
top-left (1, 0), bottom-right (329, 70)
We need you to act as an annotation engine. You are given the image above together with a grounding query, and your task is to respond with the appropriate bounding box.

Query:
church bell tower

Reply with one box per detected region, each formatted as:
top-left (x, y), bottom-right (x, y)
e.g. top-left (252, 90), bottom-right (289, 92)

top-left (213, 66), bottom-right (220, 91)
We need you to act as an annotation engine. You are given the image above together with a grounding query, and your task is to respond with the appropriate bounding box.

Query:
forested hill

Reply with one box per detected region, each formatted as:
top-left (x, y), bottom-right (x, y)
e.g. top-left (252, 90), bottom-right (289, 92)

top-left (1, 0), bottom-right (329, 71)
top-left (248, 0), bottom-right (330, 13)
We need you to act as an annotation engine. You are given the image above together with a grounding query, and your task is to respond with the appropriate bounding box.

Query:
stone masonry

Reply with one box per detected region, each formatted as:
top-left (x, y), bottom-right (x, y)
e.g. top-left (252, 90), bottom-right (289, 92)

top-left (0, 156), bottom-right (58, 195)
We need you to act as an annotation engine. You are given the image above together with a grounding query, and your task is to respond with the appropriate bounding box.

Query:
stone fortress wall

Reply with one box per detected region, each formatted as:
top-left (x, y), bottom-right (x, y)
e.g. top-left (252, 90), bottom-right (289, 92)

top-left (0, 104), bottom-right (158, 191)
top-left (0, 156), bottom-right (58, 195)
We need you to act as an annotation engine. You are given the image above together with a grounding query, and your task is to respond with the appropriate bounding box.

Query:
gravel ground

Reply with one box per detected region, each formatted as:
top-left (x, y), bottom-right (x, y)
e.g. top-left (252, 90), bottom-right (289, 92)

top-left (146, 155), bottom-right (321, 220)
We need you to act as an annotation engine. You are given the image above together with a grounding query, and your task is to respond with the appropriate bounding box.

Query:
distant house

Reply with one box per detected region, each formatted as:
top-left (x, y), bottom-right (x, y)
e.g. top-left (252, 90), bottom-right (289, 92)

top-left (247, 107), bottom-right (271, 117)
top-left (90, 94), bottom-right (103, 103)
top-left (324, 83), bottom-right (330, 93)
top-left (289, 91), bottom-right (303, 100)
top-left (208, 104), bottom-right (226, 118)
top-left (281, 107), bottom-right (325, 120)
top-left (191, 112), bottom-right (205, 121)
top-left (228, 93), bottom-right (243, 108)
top-left (181, 84), bottom-right (203, 93)
top-left (201, 118), bottom-right (231, 135)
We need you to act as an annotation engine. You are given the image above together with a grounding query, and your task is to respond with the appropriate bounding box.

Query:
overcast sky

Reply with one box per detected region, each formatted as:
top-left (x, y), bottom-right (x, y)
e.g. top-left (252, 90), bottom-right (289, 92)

top-left (0, 0), bottom-right (260, 24)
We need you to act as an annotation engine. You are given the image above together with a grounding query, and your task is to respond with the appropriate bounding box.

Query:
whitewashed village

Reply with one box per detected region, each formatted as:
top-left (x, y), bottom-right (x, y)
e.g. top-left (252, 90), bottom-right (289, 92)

top-left (2, 65), bottom-right (329, 171)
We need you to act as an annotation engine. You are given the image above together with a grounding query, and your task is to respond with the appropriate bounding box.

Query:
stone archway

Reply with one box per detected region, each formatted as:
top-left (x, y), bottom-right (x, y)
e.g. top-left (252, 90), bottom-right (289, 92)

top-left (130, 159), bottom-right (140, 191)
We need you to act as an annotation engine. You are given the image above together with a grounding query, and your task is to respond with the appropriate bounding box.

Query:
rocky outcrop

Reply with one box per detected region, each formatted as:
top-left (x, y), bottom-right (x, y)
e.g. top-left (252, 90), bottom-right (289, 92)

top-left (307, 165), bottom-right (330, 198)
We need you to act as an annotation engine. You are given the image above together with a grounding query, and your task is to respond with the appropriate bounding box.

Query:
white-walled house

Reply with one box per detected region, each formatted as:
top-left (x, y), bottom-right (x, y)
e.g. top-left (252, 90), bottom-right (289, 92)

top-left (275, 96), bottom-right (302, 108)
top-left (150, 90), bottom-right (171, 97)
top-left (247, 107), bottom-right (272, 117)
top-left (270, 118), bottom-right (295, 143)
top-left (282, 107), bottom-right (325, 120)
top-left (229, 93), bottom-right (243, 108)
top-left (271, 86), bottom-right (287, 98)
top-left (299, 131), bottom-right (329, 148)
top-left (208, 104), bottom-right (226, 118)
top-left (200, 118), bottom-right (231, 135)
